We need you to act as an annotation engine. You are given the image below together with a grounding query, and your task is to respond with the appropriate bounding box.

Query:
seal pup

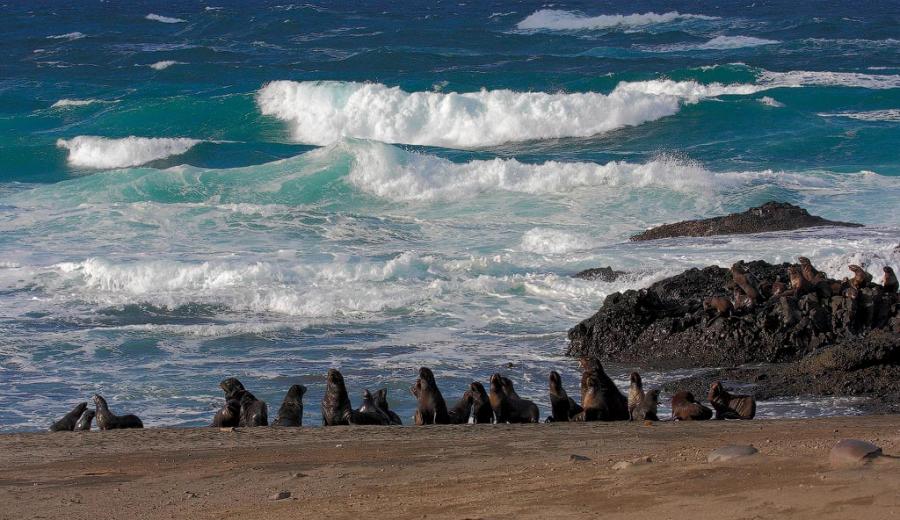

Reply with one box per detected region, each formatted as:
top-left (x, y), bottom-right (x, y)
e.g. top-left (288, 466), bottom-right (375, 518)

top-left (637, 389), bottom-right (660, 421)
top-left (547, 371), bottom-right (582, 422)
top-left (670, 391), bottom-right (712, 421)
top-left (708, 382), bottom-right (756, 420)
top-left (272, 384), bottom-right (306, 427)
top-left (322, 369), bottom-right (352, 426)
top-left (49, 402), bottom-right (88, 432)
top-left (575, 358), bottom-right (629, 422)
top-left (883, 266), bottom-right (898, 293)
top-left (488, 373), bottom-right (539, 423)
top-left (211, 377), bottom-right (246, 427)
top-left (92, 394), bottom-right (143, 430)
top-left (447, 391), bottom-right (473, 424)
top-left (849, 265), bottom-right (872, 289)
top-left (75, 409), bottom-right (95, 431)
top-left (469, 382), bottom-right (494, 424)
top-left (346, 389), bottom-right (391, 425)
top-left (412, 367), bottom-right (450, 425)
top-left (238, 391), bottom-right (268, 427)
top-left (374, 388), bottom-right (403, 425)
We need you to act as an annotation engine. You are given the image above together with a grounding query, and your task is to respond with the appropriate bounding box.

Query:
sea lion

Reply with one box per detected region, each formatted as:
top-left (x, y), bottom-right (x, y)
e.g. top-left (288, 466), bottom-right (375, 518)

top-left (628, 373), bottom-right (660, 421)
top-left (272, 384), bottom-right (306, 427)
top-left (374, 388), bottom-right (403, 425)
top-left (798, 257), bottom-right (824, 283)
top-left (346, 389), bottom-right (391, 425)
top-left (92, 394), bottom-right (143, 430)
top-left (469, 382), bottom-right (494, 424)
top-left (488, 373), bottom-right (539, 423)
top-left (322, 369), bottom-right (352, 426)
top-left (547, 371), bottom-right (582, 422)
top-left (785, 265), bottom-right (811, 297)
top-left (447, 391), bottom-right (473, 424)
top-left (49, 402), bottom-right (88, 432)
top-left (211, 377), bottom-right (246, 428)
top-left (770, 281), bottom-right (787, 297)
top-left (730, 262), bottom-right (760, 306)
top-left (574, 358), bottom-right (629, 422)
top-left (703, 296), bottom-right (733, 321)
top-left (708, 381), bottom-right (756, 420)
top-left (849, 265), bottom-right (872, 289)
top-left (670, 391), bottom-right (712, 421)
top-left (238, 391), bottom-right (268, 427)
top-left (638, 389), bottom-right (660, 421)
top-left (75, 409), bottom-right (95, 431)
top-left (412, 367), bottom-right (450, 425)
top-left (883, 266), bottom-right (898, 293)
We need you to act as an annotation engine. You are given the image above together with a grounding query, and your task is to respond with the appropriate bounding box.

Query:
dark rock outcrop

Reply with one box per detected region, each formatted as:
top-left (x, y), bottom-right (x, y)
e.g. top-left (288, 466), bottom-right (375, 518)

top-left (630, 202), bottom-right (862, 242)
top-left (572, 266), bottom-right (626, 282)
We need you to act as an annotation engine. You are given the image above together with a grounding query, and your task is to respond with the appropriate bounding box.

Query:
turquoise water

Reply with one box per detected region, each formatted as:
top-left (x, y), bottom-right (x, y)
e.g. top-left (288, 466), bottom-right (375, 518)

top-left (1, 1), bottom-right (898, 430)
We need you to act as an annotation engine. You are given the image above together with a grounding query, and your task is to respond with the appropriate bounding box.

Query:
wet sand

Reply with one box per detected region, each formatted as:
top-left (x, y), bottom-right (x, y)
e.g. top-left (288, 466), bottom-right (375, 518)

top-left (1, 415), bottom-right (899, 519)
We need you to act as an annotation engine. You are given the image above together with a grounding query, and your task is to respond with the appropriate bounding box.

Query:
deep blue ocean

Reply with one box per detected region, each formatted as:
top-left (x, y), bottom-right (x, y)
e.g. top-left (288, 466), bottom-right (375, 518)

top-left (1, 1), bottom-right (899, 431)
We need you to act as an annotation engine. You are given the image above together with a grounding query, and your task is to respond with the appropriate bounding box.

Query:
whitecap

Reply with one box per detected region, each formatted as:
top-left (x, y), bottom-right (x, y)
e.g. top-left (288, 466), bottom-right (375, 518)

top-left (146, 13), bottom-right (186, 24)
top-left (516, 9), bottom-right (717, 31)
top-left (758, 96), bottom-right (785, 107)
top-left (818, 109), bottom-right (900, 122)
top-left (46, 32), bottom-right (85, 41)
top-left (56, 136), bottom-right (201, 169)
top-left (148, 60), bottom-right (184, 70)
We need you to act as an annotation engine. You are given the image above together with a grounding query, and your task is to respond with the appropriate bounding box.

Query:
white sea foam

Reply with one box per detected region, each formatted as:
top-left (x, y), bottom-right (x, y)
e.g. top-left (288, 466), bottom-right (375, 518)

top-left (50, 98), bottom-right (118, 108)
top-left (653, 35), bottom-right (779, 51)
top-left (56, 136), bottom-right (201, 169)
top-left (516, 9), bottom-right (716, 31)
top-left (146, 13), bottom-right (186, 23)
top-left (149, 60), bottom-right (183, 70)
top-left (758, 70), bottom-right (900, 89)
top-left (257, 79), bottom-right (766, 148)
top-left (758, 96), bottom-right (785, 107)
top-left (520, 228), bottom-right (588, 254)
top-left (818, 109), bottom-right (900, 122)
top-left (47, 32), bottom-right (86, 41)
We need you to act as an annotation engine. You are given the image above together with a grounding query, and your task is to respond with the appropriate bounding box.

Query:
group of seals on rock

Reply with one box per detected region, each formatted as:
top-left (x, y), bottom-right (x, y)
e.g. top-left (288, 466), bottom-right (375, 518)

top-left (49, 395), bottom-right (140, 432)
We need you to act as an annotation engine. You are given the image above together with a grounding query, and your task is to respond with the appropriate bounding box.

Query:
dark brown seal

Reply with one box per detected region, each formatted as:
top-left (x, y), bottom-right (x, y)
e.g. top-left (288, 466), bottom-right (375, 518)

top-left (798, 256), bottom-right (824, 283)
top-left (211, 377), bottom-right (246, 428)
top-left (49, 402), bottom-right (87, 432)
top-left (627, 372), bottom-right (660, 421)
top-left (849, 264), bottom-right (872, 289)
top-left (412, 367), bottom-right (450, 425)
top-left (447, 391), bottom-right (473, 424)
top-left (547, 370), bottom-right (582, 422)
top-left (488, 373), bottom-right (539, 423)
top-left (574, 358), bottom-right (628, 422)
top-left (883, 266), bottom-right (898, 293)
top-left (347, 389), bottom-right (391, 425)
top-left (374, 388), bottom-right (403, 425)
top-left (75, 409), bottom-right (95, 431)
top-left (469, 382), bottom-right (494, 424)
top-left (730, 262), bottom-right (760, 306)
top-left (784, 265), bottom-right (811, 297)
top-left (322, 368), bottom-right (352, 426)
top-left (708, 381), bottom-right (756, 420)
top-left (703, 296), bottom-right (733, 320)
top-left (92, 394), bottom-right (143, 430)
top-left (272, 384), bottom-right (306, 427)
top-left (670, 391), bottom-right (712, 421)
top-left (238, 391), bottom-right (268, 427)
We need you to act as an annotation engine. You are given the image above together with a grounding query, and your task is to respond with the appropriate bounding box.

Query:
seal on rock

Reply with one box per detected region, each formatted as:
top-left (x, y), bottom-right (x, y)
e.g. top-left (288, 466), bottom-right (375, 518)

top-left (730, 262), bottom-right (760, 307)
top-left (670, 391), bottom-right (712, 421)
top-left (322, 369), bottom-right (352, 426)
top-left (92, 394), bottom-right (143, 430)
top-left (469, 382), bottom-right (494, 424)
top-left (547, 371), bottom-right (582, 422)
top-left (883, 266), bottom-right (898, 293)
top-left (447, 391), bottom-right (473, 424)
top-left (49, 402), bottom-right (87, 432)
top-left (849, 264), bottom-right (873, 289)
top-left (272, 384), bottom-right (306, 427)
top-left (627, 372), bottom-right (659, 421)
top-left (488, 373), bottom-right (539, 423)
top-left (574, 358), bottom-right (628, 422)
top-left (238, 391), bottom-right (268, 427)
top-left (75, 409), bottom-right (95, 431)
top-left (703, 296), bottom-right (733, 321)
top-left (374, 388), bottom-right (403, 425)
top-left (708, 381), bottom-right (756, 420)
top-left (412, 367), bottom-right (450, 425)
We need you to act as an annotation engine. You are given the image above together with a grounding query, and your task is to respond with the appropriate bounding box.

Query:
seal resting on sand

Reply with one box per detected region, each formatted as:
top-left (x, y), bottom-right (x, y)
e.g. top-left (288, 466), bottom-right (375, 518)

top-left (92, 394), bottom-right (143, 430)
top-left (374, 388), bottom-right (403, 425)
top-left (412, 367), bottom-right (450, 425)
top-left (272, 384), bottom-right (306, 427)
top-left (574, 358), bottom-right (628, 422)
top-left (488, 373), bottom-right (539, 423)
top-left (211, 377), bottom-right (246, 428)
top-left (708, 382), bottom-right (756, 420)
top-left (670, 391), bottom-right (712, 421)
top-left (75, 409), bottom-right (95, 431)
top-left (49, 402), bottom-right (87, 432)
top-left (469, 382), bottom-right (494, 424)
top-left (347, 389), bottom-right (391, 425)
top-left (627, 372), bottom-right (659, 421)
top-left (883, 266), bottom-right (898, 293)
top-left (447, 391), bottom-right (473, 424)
top-left (547, 371), bottom-right (582, 422)
top-left (238, 391), bottom-right (268, 427)
top-left (322, 369), bottom-right (352, 426)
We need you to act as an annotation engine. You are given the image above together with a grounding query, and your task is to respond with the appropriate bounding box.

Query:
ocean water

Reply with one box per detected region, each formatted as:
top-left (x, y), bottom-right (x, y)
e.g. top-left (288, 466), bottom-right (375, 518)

top-left (1, 1), bottom-right (899, 431)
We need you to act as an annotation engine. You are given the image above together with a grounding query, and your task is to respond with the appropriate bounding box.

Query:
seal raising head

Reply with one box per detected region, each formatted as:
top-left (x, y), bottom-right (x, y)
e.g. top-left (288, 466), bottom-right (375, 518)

top-left (92, 394), bottom-right (143, 430)
top-left (272, 384), bottom-right (306, 427)
top-left (322, 369), bottom-right (352, 426)
top-left (547, 371), bottom-right (582, 422)
top-left (49, 402), bottom-right (88, 432)
top-left (412, 367), bottom-right (450, 425)
top-left (469, 382), bottom-right (494, 424)
top-left (374, 388), bottom-right (403, 425)
top-left (848, 265), bottom-right (872, 289)
top-left (575, 358), bottom-right (629, 422)
top-left (883, 266), bottom-right (898, 293)
top-left (708, 381), bottom-right (756, 420)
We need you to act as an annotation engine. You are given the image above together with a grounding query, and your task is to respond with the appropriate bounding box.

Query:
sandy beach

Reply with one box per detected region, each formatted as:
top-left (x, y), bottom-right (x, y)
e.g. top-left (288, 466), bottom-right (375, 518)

top-left (2, 415), bottom-right (899, 520)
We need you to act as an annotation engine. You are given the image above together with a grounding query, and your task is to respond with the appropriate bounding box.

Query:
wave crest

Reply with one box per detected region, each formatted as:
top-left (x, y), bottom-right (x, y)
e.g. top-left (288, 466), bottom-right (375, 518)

top-left (56, 136), bottom-right (201, 169)
top-left (516, 9), bottom-right (716, 31)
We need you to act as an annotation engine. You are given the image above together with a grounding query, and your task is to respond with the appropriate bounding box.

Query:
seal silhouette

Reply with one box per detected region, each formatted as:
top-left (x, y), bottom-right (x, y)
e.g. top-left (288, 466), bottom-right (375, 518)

top-left (575, 358), bottom-right (628, 421)
top-left (488, 373), bottom-right (539, 423)
top-left (708, 381), bottom-right (756, 420)
top-left (272, 384), bottom-right (306, 427)
top-left (671, 391), bottom-right (712, 421)
top-left (412, 367), bottom-right (450, 425)
top-left (374, 388), bottom-right (403, 425)
top-left (322, 368), bottom-right (352, 426)
top-left (547, 371), bottom-right (582, 422)
top-left (238, 391), bottom-right (268, 427)
top-left (75, 409), bottom-right (95, 431)
top-left (469, 382), bottom-right (494, 424)
top-left (92, 394), bottom-right (143, 430)
top-left (49, 402), bottom-right (87, 432)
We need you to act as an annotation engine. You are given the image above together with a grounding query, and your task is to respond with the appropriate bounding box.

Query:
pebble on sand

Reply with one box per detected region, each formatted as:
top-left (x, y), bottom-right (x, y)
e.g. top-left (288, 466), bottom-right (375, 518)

top-left (829, 439), bottom-right (882, 467)
top-left (707, 445), bottom-right (759, 463)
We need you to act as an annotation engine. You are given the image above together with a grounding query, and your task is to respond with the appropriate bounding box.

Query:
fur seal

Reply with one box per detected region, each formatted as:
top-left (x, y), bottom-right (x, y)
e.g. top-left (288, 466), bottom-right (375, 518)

top-left (547, 371), bottom-right (582, 422)
top-left (347, 389), bottom-right (391, 425)
top-left (412, 367), bottom-right (450, 425)
top-left (92, 394), bottom-right (143, 430)
top-left (708, 381), bottom-right (756, 420)
top-left (703, 296), bottom-right (733, 321)
top-left (374, 388), bottom-right (403, 425)
top-left (783, 265), bottom-right (811, 297)
top-left (238, 391), bottom-right (268, 427)
top-left (447, 391), bottom-right (473, 424)
top-left (627, 372), bottom-right (658, 421)
top-left (49, 402), bottom-right (88, 432)
top-left (574, 358), bottom-right (628, 422)
top-left (75, 409), bottom-right (95, 431)
top-left (730, 262), bottom-right (760, 306)
top-left (322, 369), bottom-right (352, 426)
top-left (883, 266), bottom-right (898, 293)
top-left (488, 373), bottom-right (539, 423)
top-left (670, 391), bottom-right (712, 421)
top-left (849, 265), bottom-right (872, 289)
top-left (798, 257), bottom-right (824, 283)
top-left (272, 384), bottom-right (306, 427)
top-left (469, 382), bottom-right (494, 424)
top-left (211, 377), bottom-right (246, 428)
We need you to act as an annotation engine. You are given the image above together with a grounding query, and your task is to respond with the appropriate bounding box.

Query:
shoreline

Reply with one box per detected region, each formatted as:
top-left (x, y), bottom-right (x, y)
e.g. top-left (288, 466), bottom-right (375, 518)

top-left (2, 415), bottom-right (898, 519)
